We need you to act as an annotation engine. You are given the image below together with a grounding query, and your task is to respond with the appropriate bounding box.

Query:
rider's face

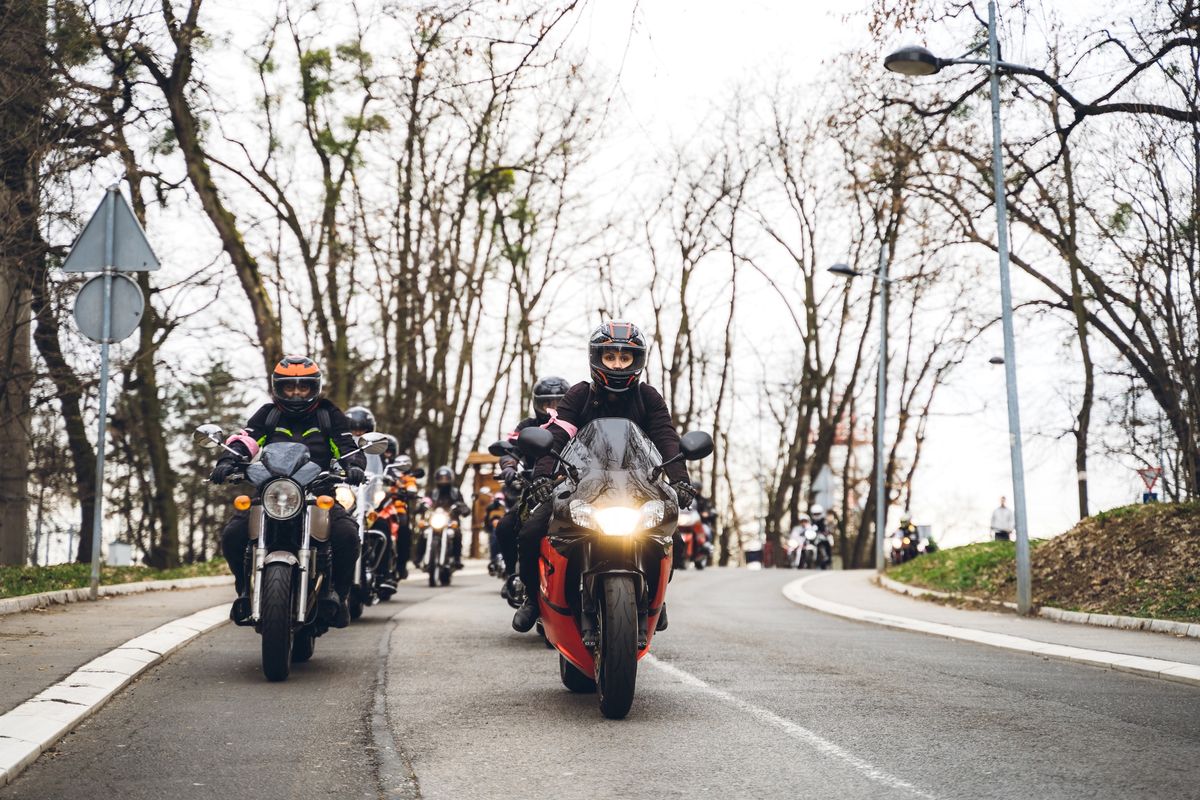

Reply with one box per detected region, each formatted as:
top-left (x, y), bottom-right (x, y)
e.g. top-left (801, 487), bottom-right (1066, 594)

top-left (602, 350), bottom-right (635, 370)
top-left (282, 383), bottom-right (314, 400)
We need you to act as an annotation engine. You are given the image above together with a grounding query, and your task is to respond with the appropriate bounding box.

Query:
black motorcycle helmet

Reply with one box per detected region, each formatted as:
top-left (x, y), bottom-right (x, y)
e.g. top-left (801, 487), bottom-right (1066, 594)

top-left (270, 355), bottom-right (323, 415)
top-left (434, 466), bottom-right (454, 489)
top-left (531, 375), bottom-right (571, 419)
top-left (382, 434), bottom-right (399, 463)
top-left (588, 320), bottom-right (647, 393)
top-left (346, 406), bottom-right (376, 435)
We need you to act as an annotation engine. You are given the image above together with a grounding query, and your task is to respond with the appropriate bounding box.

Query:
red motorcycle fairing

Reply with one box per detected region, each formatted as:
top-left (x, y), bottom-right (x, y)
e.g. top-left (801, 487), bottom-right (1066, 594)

top-left (538, 535), bottom-right (672, 679)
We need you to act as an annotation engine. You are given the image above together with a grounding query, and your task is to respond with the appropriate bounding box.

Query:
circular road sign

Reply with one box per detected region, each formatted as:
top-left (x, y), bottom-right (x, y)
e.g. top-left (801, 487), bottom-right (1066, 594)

top-left (73, 273), bottom-right (145, 344)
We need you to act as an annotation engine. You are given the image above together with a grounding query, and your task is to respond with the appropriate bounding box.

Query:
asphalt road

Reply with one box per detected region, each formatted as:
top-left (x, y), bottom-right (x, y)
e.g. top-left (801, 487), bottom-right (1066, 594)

top-left (4, 569), bottom-right (1200, 799)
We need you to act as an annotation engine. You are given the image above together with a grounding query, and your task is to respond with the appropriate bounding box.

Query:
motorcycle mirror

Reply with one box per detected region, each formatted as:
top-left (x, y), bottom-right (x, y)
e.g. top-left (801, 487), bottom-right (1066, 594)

top-left (680, 431), bottom-right (714, 461)
top-left (193, 424), bottom-right (225, 449)
top-left (488, 439), bottom-right (515, 458)
top-left (515, 426), bottom-right (553, 458)
top-left (357, 432), bottom-right (390, 455)
top-left (412, 467), bottom-right (426, 479)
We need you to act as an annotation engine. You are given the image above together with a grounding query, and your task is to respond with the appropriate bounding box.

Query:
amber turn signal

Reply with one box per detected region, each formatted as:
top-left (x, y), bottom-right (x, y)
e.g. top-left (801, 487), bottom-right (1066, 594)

top-left (233, 495), bottom-right (252, 511)
top-left (316, 495), bottom-right (335, 510)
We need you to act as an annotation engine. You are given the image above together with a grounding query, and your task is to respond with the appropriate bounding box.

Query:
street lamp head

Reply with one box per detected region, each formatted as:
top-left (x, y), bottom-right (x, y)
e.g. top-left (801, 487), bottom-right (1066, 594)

top-left (828, 263), bottom-right (861, 278)
top-left (884, 45), bottom-right (942, 76)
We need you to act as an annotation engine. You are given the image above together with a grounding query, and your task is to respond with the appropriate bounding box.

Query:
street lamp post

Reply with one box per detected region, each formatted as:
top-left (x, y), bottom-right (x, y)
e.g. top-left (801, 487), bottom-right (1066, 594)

top-left (885, 0), bottom-right (1033, 613)
top-left (829, 247), bottom-right (891, 572)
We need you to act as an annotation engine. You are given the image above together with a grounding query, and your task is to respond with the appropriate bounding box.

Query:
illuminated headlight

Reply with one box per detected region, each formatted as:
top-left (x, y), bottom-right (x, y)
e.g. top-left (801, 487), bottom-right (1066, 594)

top-left (263, 479), bottom-right (303, 520)
top-left (902, 536), bottom-right (911, 546)
top-left (335, 485), bottom-right (356, 511)
top-left (372, 487), bottom-right (387, 507)
top-left (804, 529), bottom-right (816, 541)
top-left (891, 538), bottom-right (902, 551)
top-left (917, 541), bottom-right (927, 552)
top-left (430, 509), bottom-right (450, 531)
top-left (594, 506), bottom-right (641, 536)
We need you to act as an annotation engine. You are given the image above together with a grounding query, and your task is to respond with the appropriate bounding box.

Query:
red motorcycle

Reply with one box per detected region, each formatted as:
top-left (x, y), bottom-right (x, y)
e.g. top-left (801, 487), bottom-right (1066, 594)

top-left (514, 421), bottom-right (713, 719)
top-left (673, 507), bottom-right (709, 571)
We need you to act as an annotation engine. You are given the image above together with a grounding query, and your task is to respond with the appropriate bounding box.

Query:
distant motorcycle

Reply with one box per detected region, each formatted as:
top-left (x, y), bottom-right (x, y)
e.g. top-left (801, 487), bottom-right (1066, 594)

top-left (675, 508), bottom-right (709, 570)
top-left (340, 451), bottom-right (391, 619)
top-left (417, 505), bottom-right (464, 587)
top-left (194, 424), bottom-right (388, 681)
top-left (888, 527), bottom-right (935, 565)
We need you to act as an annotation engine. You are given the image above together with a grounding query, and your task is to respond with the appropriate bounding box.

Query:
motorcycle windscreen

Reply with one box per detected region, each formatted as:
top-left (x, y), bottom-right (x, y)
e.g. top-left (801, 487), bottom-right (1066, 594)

top-left (559, 418), bottom-right (669, 507)
top-left (258, 442), bottom-right (312, 477)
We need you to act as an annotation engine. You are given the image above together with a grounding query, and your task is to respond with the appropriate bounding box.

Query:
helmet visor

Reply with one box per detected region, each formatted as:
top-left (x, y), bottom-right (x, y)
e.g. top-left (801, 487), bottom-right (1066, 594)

top-left (272, 376), bottom-right (319, 401)
top-left (533, 393), bottom-right (565, 416)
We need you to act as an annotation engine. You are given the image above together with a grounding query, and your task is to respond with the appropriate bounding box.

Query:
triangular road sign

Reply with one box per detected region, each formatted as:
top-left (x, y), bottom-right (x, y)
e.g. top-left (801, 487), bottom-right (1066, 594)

top-left (62, 186), bottom-right (160, 272)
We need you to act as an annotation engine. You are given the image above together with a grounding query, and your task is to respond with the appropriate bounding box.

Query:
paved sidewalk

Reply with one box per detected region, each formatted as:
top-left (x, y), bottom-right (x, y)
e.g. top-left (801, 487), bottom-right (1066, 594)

top-left (0, 585), bottom-right (232, 716)
top-left (803, 570), bottom-right (1200, 667)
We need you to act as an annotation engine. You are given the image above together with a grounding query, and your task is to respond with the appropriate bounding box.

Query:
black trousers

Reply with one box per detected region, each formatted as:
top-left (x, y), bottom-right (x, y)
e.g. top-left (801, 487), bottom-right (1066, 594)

top-left (517, 502), bottom-right (552, 593)
top-left (494, 508), bottom-right (521, 577)
top-left (221, 507), bottom-right (359, 597)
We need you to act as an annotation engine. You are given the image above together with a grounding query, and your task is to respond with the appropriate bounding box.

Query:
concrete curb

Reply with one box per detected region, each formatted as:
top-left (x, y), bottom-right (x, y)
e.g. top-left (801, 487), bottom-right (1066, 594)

top-left (877, 574), bottom-right (1200, 639)
top-left (1037, 606), bottom-right (1200, 639)
top-left (877, 573), bottom-right (1017, 610)
top-left (784, 574), bottom-right (1200, 689)
top-left (0, 575), bottom-right (234, 617)
top-left (0, 603), bottom-right (228, 787)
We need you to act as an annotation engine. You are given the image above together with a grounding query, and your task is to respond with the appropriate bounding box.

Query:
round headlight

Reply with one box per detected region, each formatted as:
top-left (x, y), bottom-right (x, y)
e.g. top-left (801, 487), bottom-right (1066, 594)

top-left (891, 538), bottom-right (902, 550)
top-left (805, 529), bottom-right (816, 541)
top-left (263, 479), bottom-right (303, 520)
top-left (430, 509), bottom-right (450, 531)
top-left (372, 487), bottom-right (387, 507)
top-left (335, 485), bottom-right (356, 511)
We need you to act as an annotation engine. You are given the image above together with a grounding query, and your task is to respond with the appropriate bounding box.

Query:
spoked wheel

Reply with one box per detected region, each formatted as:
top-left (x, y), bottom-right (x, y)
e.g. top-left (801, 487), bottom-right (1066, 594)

top-left (291, 627), bottom-right (316, 663)
top-left (260, 563), bottom-right (294, 682)
top-left (560, 654), bottom-right (596, 693)
top-left (595, 575), bottom-right (638, 719)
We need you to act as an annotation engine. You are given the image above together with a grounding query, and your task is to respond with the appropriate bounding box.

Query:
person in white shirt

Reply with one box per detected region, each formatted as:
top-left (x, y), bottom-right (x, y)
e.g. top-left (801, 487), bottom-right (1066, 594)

top-left (990, 496), bottom-right (1015, 541)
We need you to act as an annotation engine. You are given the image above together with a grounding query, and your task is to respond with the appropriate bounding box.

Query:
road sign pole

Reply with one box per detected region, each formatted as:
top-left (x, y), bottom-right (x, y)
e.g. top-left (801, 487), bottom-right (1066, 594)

top-left (88, 188), bottom-right (118, 600)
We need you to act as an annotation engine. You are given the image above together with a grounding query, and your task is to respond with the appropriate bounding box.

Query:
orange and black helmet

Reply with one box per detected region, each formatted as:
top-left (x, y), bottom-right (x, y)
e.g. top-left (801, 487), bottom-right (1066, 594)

top-left (588, 321), bottom-right (647, 393)
top-left (271, 355), bottom-right (322, 414)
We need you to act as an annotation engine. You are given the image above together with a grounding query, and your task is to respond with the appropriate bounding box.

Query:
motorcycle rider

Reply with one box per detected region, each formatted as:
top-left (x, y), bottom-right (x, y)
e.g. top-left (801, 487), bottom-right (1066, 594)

top-left (382, 434), bottom-right (400, 466)
top-left (494, 376), bottom-right (572, 588)
top-left (512, 321), bottom-right (694, 633)
top-left (387, 453), bottom-right (421, 580)
top-left (211, 355), bottom-right (365, 628)
top-left (423, 466), bottom-right (470, 570)
top-left (345, 405), bottom-right (400, 592)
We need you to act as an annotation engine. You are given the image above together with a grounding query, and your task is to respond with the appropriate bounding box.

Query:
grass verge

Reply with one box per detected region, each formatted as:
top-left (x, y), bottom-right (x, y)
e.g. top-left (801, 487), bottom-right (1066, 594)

top-left (886, 502), bottom-right (1200, 623)
top-left (0, 560), bottom-right (231, 600)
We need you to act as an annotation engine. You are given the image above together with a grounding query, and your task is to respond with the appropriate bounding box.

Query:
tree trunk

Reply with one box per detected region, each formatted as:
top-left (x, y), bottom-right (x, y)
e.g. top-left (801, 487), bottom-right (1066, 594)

top-left (0, 0), bottom-right (47, 564)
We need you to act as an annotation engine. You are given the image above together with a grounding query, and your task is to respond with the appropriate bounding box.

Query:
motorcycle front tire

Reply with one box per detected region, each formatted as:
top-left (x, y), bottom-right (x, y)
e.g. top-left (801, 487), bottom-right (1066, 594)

top-left (596, 575), bottom-right (638, 719)
top-left (260, 562), bottom-right (294, 682)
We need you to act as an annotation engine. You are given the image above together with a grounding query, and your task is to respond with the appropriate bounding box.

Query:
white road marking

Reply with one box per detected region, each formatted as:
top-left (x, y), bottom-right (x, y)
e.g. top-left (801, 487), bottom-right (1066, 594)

top-left (645, 654), bottom-right (937, 799)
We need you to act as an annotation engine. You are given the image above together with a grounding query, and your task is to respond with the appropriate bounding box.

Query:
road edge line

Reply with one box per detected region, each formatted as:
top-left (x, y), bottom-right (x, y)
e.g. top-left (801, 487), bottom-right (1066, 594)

top-left (0, 603), bottom-right (229, 787)
top-left (783, 574), bottom-right (1200, 688)
top-left (0, 575), bottom-right (234, 617)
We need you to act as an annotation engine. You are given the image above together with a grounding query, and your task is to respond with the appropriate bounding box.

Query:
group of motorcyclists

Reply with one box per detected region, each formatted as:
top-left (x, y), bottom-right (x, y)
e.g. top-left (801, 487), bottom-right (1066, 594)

top-left (205, 320), bottom-right (714, 640)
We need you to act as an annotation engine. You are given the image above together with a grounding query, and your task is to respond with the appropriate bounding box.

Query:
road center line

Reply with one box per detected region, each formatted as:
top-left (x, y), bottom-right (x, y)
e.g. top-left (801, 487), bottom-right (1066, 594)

top-left (645, 654), bottom-right (937, 800)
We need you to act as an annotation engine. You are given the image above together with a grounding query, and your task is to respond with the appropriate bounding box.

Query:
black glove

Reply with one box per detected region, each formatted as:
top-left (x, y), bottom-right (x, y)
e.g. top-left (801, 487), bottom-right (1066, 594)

top-left (673, 480), bottom-right (697, 510)
top-left (345, 466), bottom-right (366, 485)
top-left (209, 461), bottom-right (237, 486)
top-left (526, 476), bottom-right (554, 506)
top-left (500, 467), bottom-right (518, 484)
